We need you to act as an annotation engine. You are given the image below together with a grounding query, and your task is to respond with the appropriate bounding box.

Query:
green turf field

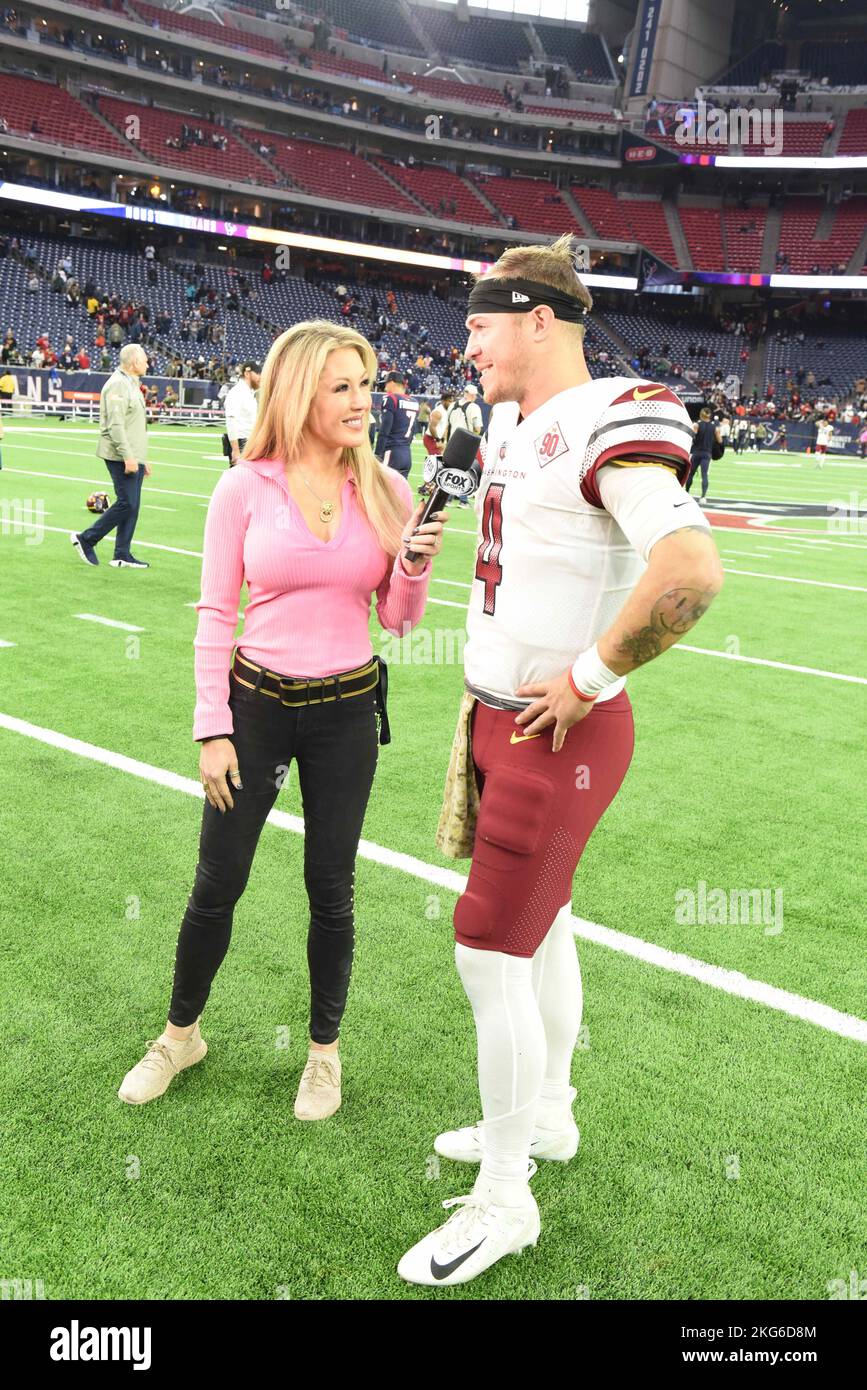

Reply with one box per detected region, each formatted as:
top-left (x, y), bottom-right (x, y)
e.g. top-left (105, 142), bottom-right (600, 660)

top-left (1, 420), bottom-right (865, 1300)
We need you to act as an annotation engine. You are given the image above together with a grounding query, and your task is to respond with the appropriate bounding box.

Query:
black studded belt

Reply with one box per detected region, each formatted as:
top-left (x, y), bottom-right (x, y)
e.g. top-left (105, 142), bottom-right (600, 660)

top-left (231, 648), bottom-right (390, 744)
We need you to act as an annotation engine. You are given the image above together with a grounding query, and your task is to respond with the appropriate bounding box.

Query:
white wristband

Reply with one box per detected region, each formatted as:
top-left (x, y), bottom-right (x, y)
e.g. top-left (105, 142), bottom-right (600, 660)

top-left (570, 644), bottom-right (620, 699)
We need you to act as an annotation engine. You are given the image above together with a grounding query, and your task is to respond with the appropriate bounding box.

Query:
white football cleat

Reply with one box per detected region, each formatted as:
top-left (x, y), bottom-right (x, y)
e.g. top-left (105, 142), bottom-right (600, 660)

top-left (435, 1088), bottom-right (579, 1164)
top-left (398, 1174), bottom-right (540, 1287)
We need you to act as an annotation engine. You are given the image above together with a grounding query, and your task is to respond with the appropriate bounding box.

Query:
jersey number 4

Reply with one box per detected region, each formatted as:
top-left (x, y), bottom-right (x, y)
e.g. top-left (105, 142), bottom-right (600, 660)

top-left (475, 483), bottom-right (505, 616)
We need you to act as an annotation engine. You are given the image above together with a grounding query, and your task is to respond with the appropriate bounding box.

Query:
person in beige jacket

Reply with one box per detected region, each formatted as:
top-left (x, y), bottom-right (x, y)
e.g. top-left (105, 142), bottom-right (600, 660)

top-left (71, 344), bottom-right (152, 569)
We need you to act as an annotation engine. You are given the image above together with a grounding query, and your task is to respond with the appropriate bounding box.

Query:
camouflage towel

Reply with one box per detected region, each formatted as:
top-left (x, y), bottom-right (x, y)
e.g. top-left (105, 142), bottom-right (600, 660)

top-left (435, 690), bottom-right (480, 859)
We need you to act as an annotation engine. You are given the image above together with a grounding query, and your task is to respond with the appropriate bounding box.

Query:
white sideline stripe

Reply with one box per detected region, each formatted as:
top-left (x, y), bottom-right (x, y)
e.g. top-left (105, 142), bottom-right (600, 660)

top-left (143, 505), bottom-right (177, 512)
top-left (0, 708), bottom-right (864, 1048)
top-left (73, 613), bottom-right (145, 632)
top-left (722, 566), bottom-right (867, 593)
top-left (427, 596), bottom-right (468, 610)
top-left (573, 915), bottom-right (867, 1045)
top-left (3, 443), bottom-right (223, 474)
top-left (4, 428), bottom-right (221, 441)
top-left (674, 644), bottom-right (867, 685)
top-left (0, 639), bottom-right (16, 647)
top-left (3, 468), bottom-right (212, 500)
top-left (39, 525), bottom-right (204, 558)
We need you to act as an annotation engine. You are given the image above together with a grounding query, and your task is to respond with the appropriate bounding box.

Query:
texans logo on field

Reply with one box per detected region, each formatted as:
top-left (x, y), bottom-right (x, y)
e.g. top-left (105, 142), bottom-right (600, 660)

top-left (534, 422), bottom-right (568, 467)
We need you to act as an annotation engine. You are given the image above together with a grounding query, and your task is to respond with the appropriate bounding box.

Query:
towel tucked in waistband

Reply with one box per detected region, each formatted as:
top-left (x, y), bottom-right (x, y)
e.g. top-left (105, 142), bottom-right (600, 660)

top-left (435, 690), bottom-right (480, 860)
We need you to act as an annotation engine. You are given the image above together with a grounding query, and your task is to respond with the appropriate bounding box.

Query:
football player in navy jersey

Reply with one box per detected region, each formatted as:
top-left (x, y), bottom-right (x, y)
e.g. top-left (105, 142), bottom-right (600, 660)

top-left (374, 371), bottom-right (419, 481)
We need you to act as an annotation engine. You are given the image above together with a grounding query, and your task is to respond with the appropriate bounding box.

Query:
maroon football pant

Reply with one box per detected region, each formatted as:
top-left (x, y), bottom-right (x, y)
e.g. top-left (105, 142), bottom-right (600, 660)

top-left (454, 691), bottom-right (634, 956)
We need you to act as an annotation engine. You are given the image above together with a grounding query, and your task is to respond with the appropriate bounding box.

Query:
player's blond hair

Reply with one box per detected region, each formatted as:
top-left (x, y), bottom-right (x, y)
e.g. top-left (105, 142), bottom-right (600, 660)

top-left (242, 319), bottom-right (407, 558)
top-left (474, 233), bottom-right (593, 344)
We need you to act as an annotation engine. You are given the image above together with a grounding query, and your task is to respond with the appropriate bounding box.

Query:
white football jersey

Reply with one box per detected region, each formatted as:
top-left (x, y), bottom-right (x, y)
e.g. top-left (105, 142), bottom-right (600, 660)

top-left (817, 422), bottom-right (834, 446)
top-left (464, 377), bottom-right (697, 709)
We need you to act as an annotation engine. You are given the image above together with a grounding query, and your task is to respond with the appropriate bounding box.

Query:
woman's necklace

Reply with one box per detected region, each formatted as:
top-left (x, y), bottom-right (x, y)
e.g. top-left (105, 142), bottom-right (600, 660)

top-left (296, 466), bottom-right (345, 523)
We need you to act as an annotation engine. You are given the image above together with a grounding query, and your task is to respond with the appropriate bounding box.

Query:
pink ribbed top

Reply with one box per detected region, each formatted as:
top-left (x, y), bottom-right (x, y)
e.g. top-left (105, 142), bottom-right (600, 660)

top-left (192, 456), bottom-right (430, 740)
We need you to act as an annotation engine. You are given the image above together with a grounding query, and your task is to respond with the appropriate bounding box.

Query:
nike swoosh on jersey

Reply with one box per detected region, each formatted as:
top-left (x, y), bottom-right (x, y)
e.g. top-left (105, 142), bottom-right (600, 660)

top-left (510, 731), bottom-right (542, 744)
top-left (430, 1240), bottom-right (486, 1280)
top-left (633, 385), bottom-right (667, 402)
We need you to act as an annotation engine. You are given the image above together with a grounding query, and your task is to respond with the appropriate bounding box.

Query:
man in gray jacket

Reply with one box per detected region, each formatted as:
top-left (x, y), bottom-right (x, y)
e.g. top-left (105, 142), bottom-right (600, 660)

top-left (71, 344), bottom-right (151, 568)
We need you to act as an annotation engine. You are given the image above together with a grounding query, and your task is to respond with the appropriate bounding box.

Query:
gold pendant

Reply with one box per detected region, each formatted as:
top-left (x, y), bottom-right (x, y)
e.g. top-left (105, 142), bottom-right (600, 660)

top-left (319, 502), bottom-right (334, 522)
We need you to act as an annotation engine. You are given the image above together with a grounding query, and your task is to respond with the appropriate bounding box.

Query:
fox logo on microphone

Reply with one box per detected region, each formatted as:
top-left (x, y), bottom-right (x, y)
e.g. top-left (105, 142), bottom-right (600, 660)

top-left (436, 466), bottom-right (478, 497)
top-left (50, 1320), bottom-right (152, 1370)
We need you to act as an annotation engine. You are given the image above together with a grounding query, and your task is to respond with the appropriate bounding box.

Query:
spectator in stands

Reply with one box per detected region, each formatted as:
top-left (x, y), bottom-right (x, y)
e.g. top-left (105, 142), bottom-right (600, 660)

top-left (27, 272), bottom-right (40, 293)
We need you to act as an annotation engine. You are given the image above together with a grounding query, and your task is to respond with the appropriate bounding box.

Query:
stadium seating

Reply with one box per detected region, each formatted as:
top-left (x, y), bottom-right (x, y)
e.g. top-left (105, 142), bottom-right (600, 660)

top-left (395, 73), bottom-right (506, 108)
top-left (777, 197), bottom-right (828, 274)
top-left (573, 189), bottom-right (678, 264)
top-left (532, 26), bottom-right (614, 82)
top-left (765, 327), bottom-right (867, 396)
top-left (235, 130), bottom-right (421, 213)
top-left (305, 48), bottom-right (391, 84)
top-left (126, 2), bottom-right (287, 60)
top-left (0, 74), bottom-right (129, 156)
top-left (777, 197), bottom-right (867, 273)
top-left (722, 208), bottom-right (766, 273)
top-left (601, 308), bottom-right (750, 385)
top-left (372, 161), bottom-right (498, 226)
top-left (838, 109), bottom-right (867, 156)
top-left (292, 0), bottom-right (424, 55)
top-left (524, 103), bottom-right (616, 121)
top-left (96, 99), bottom-right (280, 186)
top-left (713, 42), bottom-right (786, 86)
top-left (678, 206), bottom-right (726, 272)
top-left (414, 8), bottom-right (531, 69)
top-left (741, 120), bottom-right (828, 158)
top-left (801, 41), bottom-right (867, 87)
top-left (469, 176), bottom-right (578, 235)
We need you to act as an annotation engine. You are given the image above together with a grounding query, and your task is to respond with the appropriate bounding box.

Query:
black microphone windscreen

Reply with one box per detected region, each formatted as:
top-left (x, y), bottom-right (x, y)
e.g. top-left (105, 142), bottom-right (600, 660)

top-left (442, 427), bottom-right (481, 471)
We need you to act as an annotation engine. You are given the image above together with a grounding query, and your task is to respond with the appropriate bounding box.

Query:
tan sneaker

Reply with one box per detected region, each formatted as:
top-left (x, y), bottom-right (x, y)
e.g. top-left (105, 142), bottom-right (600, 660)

top-left (117, 1020), bottom-right (207, 1105)
top-left (294, 1050), bottom-right (341, 1121)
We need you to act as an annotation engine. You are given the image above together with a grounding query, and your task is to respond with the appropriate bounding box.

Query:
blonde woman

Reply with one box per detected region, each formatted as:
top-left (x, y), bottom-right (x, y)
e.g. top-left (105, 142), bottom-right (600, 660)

top-left (118, 321), bottom-right (447, 1117)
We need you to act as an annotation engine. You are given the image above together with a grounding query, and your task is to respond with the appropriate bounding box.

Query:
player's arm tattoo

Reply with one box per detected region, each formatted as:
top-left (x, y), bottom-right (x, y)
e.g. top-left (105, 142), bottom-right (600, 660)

top-left (614, 529), bottom-right (720, 668)
top-left (616, 587), bottom-right (714, 665)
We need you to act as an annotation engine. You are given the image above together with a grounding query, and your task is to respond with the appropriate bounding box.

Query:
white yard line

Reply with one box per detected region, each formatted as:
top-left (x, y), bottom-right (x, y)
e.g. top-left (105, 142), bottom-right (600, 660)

top-left (673, 644), bottom-right (866, 685)
top-left (721, 567), bottom-right (867, 593)
top-left (0, 709), bottom-right (864, 1047)
top-left (3, 467), bottom-right (212, 501)
top-left (72, 614), bottom-right (145, 632)
top-left (0, 639), bottom-right (16, 648)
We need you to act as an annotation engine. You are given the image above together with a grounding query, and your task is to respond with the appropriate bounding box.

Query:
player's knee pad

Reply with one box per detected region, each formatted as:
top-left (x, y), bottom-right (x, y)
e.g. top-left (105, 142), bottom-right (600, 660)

top-left (454, 766), bottom-right (555, 947)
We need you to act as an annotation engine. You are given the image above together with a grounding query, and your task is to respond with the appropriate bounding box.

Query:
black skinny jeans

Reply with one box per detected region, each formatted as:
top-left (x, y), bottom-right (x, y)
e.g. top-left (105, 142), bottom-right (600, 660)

top-left (169, 664), bottom-right (380, 1043)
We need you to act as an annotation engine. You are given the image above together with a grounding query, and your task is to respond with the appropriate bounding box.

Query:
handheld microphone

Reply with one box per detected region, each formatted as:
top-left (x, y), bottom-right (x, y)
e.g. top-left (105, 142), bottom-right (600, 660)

top-left (405, 427), bottom-right (482, 565)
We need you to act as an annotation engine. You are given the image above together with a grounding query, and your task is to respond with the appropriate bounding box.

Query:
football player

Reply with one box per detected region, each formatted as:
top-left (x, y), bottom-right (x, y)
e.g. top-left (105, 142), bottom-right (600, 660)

top-left (398, 234), bottom-right (724, 1287)
top-left (374, 371), bottom-right (418, 480)
top-left (813, 418), bottom-right (833, 468)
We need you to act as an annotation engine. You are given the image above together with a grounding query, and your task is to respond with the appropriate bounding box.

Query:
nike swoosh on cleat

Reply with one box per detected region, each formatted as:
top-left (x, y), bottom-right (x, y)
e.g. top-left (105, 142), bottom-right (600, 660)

top-left (510, 731), bottom-right (541, 744)
top-left (430, 1239), bottom-right (486, 1280)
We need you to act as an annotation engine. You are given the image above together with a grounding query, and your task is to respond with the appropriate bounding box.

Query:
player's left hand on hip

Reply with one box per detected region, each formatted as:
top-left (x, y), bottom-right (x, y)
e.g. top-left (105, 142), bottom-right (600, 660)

top-left (143, 462), bottom-right (152, 477)
top-left (514, 671), bottom-right (595, 753)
